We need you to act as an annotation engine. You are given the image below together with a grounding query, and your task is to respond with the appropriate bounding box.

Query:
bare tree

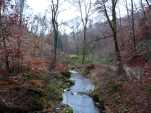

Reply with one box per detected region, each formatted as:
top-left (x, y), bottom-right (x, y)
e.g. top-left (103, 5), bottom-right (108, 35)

top-left (71, 23), bottom-right (80, 55)
top-left (78, 0), bottom-right (92, 64)
top-left (130, 0), bottom-right (136, 50)
top-left (124, 0), bottom-right (136, 51)
top-left (145, 0), bottom-right (151, 7)
top-left (96, 0), bottom-right (125, 75)
top-left (124, 0), bottom-right (132, 42)
top-left (50, 0), bottom-right (59, 64)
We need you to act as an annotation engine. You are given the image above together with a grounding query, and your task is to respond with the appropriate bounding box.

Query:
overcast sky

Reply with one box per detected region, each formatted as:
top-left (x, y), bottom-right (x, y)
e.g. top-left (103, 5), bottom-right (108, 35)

top-left (26, 0), bottom-right (140, 17)
top-left (26, 0), bottom-right (141, 33)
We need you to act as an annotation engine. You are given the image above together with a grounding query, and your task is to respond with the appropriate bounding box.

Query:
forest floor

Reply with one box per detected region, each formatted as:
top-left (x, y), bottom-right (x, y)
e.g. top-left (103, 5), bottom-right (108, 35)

top-left (0, 54), bottom-right (150, 113)
top-left (77, 61), bottom-right (151, 113)
top-left (0, 58), bottom-right (73, 113)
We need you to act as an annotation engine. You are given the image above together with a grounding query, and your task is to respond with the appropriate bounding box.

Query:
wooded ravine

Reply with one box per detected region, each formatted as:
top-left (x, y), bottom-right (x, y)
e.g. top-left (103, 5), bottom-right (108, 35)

top-left (0, 0), bottom-right (151, 113)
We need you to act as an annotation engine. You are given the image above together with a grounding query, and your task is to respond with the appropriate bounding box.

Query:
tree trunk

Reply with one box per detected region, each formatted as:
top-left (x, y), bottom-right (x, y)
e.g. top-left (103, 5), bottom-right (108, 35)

top-left (82, 26), bottom-right (87, 64)
top-left (112, 5), bottom-right (124, 75)
top-left (131, 0), bottom-right (136, 50)
top-left (125, 0), bottom-right (133, 42)
top-left (145, 0), bottom-right (150, 7)
top-left (54, 29), bottom-right (58, 63)
top-left (113, 30), bottom-right (124, 74)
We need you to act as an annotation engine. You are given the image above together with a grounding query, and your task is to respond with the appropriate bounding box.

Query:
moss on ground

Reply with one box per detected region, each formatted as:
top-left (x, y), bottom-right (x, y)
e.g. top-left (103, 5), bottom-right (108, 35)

top-left (61, 106), bottom-right (73, 113)
top-left (47, 72), bottom-right (74, 109)
top-left (22, 69), bottom-right (74, 113)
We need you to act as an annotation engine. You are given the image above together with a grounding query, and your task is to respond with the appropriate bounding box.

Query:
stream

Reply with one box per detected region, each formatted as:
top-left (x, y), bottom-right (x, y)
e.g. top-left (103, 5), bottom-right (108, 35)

top-left (62, 71), bottom-right (100, 113)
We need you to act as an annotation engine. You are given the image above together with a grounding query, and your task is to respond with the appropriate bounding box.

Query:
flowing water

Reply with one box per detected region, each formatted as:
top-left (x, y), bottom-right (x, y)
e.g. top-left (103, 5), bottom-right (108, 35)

top-left (62, 71), bottom-right (99, 113)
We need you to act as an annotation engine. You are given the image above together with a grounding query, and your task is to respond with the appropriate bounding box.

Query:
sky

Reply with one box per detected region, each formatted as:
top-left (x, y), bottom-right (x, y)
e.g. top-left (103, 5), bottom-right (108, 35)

top-left (26, 0), bottom-right (79, 22)
top-left (26, 0), bottom-right (141, 33)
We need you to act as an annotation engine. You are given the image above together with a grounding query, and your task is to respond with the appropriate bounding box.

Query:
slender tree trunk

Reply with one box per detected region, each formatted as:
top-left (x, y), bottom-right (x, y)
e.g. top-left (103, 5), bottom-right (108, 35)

top-left (78, 0), bottom-right (91, 64)
top-left (102, 1), bottom-right (125, 75)
top-left (125, 0), bottom-right (133, 42)
top-left (51, 0), bottom-right (59, 66)
top-left (54, 28), bottom-right (58, 63)
top-left (131, 0), bottom-right (136, 50)
top-left (112, 3), bottom-right (124, 75)
top-left (113, 30), bottom-right (124, 74)
top-left (145, 0), bottom-right (150, 7)
top-left (82, 26), bottom-right (87, 64)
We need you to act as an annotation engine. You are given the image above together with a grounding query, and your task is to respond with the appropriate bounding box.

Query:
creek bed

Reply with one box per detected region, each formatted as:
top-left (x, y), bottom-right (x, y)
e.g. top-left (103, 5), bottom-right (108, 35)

top-left (62, 71), bottom-right (100, 113)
